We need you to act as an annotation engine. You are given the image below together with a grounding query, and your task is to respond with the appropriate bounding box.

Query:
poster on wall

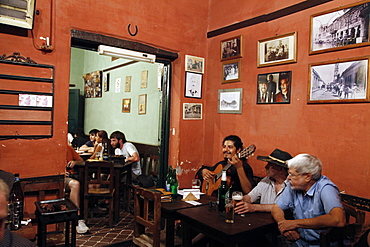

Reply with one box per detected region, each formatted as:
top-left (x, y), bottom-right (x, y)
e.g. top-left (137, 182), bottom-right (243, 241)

top-left (125, 76), bottom-right (131, 92)
top-left (115, 78), bottom-right (121, 93)
top-left (83, 70), bottom-right (102, 98)
top-left (141, 70), bottom-right (148, 88)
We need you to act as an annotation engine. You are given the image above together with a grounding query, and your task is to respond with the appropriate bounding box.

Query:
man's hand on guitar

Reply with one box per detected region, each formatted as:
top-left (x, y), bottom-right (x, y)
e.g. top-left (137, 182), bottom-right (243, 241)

top-left (228, 154), bottom-right (243, 169)
top-left (202, 169), bottom-right (215, 181)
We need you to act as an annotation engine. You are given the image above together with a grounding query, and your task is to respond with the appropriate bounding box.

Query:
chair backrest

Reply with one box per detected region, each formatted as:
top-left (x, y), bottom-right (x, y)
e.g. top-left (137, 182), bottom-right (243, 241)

top-left (84, 161), bottom-right (115, 194)
top-left (133, 187), bottom-right (161, 247)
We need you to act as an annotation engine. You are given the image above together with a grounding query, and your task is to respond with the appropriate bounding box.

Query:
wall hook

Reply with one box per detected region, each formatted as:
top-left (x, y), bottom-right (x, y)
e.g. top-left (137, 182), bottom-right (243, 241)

top-left (128, 24), bottom-right (138, 36)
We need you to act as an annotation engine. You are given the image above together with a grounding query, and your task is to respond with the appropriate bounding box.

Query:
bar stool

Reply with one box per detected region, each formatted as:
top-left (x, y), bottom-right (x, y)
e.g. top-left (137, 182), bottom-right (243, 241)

top-left (35, 198), bottom-right (78, 247)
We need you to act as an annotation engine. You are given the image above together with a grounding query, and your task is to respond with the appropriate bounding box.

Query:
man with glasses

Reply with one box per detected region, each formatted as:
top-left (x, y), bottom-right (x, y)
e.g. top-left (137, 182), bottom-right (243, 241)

top-left (271, 154), bottom-right (345, 247)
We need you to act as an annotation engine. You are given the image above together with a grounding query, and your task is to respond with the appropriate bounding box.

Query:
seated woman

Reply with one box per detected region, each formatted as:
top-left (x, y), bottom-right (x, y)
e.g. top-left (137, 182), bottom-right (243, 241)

top-left (89, 130), bottom-right (109, 160)
top-left (79, 129), bottom-right (99, 152)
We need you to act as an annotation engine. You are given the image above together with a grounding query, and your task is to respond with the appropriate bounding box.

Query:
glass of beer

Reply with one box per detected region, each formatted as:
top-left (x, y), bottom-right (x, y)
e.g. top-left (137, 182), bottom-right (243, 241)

top-left (232, 191), bottom-right (244, 217)
top-left (191, 179), bottom-right (201, 189)
top-left (225, 198), bottom-right (234, 223)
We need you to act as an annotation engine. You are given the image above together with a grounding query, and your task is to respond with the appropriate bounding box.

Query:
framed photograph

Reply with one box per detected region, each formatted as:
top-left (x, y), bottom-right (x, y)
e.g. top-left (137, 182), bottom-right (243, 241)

top-left (257, 71), bottom-right (292, 104)
top-left (221, 35), bottom-right (242, 61)
top-left (218, 88), bottom-right (243, 114)
top-left (185, 55), bottom-right (204, 74)
top-left (103, 73), bottom-right (110, 92)
top-left (222, 59), bottom-right (241, 83)
top-left (257, 32), bottom-right (297, 67)
top-left (138, 94), bottom-right (147, 114)
top-left (125, 76), bottom-right (131, 92)
top-left (183, 103), bottom-right (202, 120)
top-left (141, 70), bottom-right (148, 88)
top-left (122, 98), bottom-right (131, 113)
top-left (310, 1), bottom-right (370, 54)
top-left (83, 70), bottom-right (102, 98)
top-left (184, 72), bottom-right (202, 98)
top-left (308, 57), bottom-right (369, 103)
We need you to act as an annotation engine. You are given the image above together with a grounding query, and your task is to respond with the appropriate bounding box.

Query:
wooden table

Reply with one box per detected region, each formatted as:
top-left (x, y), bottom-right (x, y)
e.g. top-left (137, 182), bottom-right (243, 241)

top-left (178, 205), bottom-right (278, 247)
top-left (161, 193), bottom-right (215, 247)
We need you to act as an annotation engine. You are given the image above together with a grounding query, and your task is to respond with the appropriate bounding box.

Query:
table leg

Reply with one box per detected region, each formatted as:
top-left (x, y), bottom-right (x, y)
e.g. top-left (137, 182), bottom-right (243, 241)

top-left (37, 221), bottom-right (47, 247)
top-left (166, 217), bottom-right (175, 247)
top-left (181, 220), bottom-right (192, 247)
top-left (114, 169), bottom-right (120, 222)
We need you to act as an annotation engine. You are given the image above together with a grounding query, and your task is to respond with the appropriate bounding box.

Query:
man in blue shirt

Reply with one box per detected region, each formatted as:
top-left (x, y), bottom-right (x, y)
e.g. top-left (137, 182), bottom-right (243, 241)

top-left (271, 154), bottom-right (346, 247)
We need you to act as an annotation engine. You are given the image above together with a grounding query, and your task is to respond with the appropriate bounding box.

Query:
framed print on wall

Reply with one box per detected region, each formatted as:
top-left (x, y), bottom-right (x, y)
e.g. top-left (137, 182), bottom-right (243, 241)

top-left (257, 71), bottom-right (292, 104)
top-left (218, 88), bottom-right (243, 114)
top-left (221, 35), bottom-right (242, 61)
top-left (125, 76), bottom-right (131, 92)
top-left (103, 73), bottom-right (110, 92)
top-left (257, 32), bottom-right (297, 67)
top-left (222, 59), bottom-right (241, 83)
top-left (138, 94), bottom-right (147, 114)
top-left (183, 103), bottom-right (202, 120)
top-left (310, 1), bottom-right (370, 54)
top-left (185, 55), bottom-right (204, 74)
top-left (83, 70), bottom-right (102, 98)
top-left (184, 72), bottom-right (202, 98)
top-left (308, 57), bottom-right (369, 103)
top-left (122, 98), bottom-right (131, 113)
top-left (141, 70), bottom-right (148, 88)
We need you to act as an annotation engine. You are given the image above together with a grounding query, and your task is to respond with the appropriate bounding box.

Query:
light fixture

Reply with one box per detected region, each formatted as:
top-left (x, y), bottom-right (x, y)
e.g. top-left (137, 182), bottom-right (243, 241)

top-left (98, 45), bottom-right (156, 63)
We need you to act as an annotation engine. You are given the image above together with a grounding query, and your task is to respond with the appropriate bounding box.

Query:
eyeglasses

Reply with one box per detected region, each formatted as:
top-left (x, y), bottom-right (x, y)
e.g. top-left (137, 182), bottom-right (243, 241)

top-left (288, 173), bottom-right (300, 178)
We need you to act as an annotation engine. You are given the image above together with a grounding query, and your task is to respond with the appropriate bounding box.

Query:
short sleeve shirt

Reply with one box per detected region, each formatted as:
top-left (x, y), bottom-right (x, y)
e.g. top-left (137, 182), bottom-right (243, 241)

top-left (115, 142), bottom-right (141, 176)
top-left (248, 176), bottom-right (288, 204)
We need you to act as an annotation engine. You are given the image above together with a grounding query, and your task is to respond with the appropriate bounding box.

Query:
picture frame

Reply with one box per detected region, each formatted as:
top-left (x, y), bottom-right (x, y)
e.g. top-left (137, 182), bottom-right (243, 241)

top-left (125, 76), bottom-right (131, 92)
top-left (141, 70), bottom-right (148, 88)
top-left (122, 98), bottom-right (131, 113)
top-left (185, 55), bottom-right (205, 74)
top-left (221, 35), bottom-right (242, 61)
top-left (83, 70), bottom-right (102, 98)
top-left (183, 103), bottom-right (202, 120)
top-left (138, 94), bottom-right (147, 114)
top-left (218, 88), bottom-right (243, 114)
top-left (184, 72), bottom-right (202, 98)
top-left (310, 1), bottom-right (370, 54)
top-left (222, 59), bottom-right (241, 83)
top-left (257, 71), bottom-right (292, 104)
top-left (257, 32), bottom-right (297, 67)
top-left (103, 73), bottom-right (110, 92)
top-left (308, 57), bottom-right (369, 103)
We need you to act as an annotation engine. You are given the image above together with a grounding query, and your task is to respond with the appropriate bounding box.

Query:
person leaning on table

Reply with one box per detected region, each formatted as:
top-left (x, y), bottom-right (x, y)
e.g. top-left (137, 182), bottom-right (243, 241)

top-left (271, 154), bottom-right (345, 247)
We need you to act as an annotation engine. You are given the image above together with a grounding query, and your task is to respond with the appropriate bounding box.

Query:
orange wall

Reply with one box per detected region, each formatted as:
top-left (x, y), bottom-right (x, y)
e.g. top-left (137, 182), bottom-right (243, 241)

top-left (1, 0), bottom-right (369, 199)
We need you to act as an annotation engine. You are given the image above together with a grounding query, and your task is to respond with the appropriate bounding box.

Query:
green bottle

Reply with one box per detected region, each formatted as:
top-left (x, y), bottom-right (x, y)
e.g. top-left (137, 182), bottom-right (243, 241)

top-left (217, 170), bottom-right (229, 212)
top-left (170, 168), bottom-right (178, 198)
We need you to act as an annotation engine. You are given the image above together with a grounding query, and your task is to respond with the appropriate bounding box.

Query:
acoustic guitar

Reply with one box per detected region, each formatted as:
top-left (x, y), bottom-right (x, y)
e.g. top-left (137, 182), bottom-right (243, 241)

top-left (201, 144), bottom-right (256, 196)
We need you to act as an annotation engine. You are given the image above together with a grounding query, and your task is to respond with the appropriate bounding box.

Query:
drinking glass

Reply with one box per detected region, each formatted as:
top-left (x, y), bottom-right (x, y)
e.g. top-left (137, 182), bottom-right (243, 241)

top-left (225, 198), bottom-right (234, 223)
top-left (232, 191), bottom-right (244, 217)
top-left (191, 179), bottom-right (201, 189)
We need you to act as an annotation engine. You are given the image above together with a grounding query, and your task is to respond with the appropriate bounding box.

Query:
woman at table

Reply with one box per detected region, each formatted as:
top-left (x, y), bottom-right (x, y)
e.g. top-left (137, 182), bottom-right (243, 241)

top-left (89, 130), bottom-right (111, 160)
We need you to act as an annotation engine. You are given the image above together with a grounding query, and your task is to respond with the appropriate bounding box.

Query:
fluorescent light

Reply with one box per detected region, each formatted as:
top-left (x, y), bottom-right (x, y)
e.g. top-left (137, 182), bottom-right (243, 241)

top-left (98, 45), bottom-right (156, 63)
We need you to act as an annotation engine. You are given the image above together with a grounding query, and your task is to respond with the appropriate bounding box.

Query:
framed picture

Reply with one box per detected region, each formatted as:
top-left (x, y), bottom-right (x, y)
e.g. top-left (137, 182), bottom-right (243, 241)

top-left (310, 1), bottom-right (370, 54)
top-left (122, 98), bottom-right (131, 113)
top-left (125, 76), bottom-right (131, 92)
top-left (103, 73), bottom-right (110, 92)
top-left (138, 94), bottom-right (147, 114)
top-left (184, 72), bottom-right (202, 98)
top-left (221, 35), bottom-right (242, 61)
top-left (185, 55), bottom-right (204, 74)
top-left (141, 70), bottom-right (148, 88)
top-left (222, 59), bottom-right (241, 83)
top-left (183, 103), bottom-right (202, 120)
top-left (257, 32), bottom-right (297, 67)
top-left (83, 70), bottom-right (102, 98)
top-left (218, 88), bottom-right (243, 114)
top-left (308, 57), bottom-right (369, 103)
top-left (257, 71), bottom-right (292, 104)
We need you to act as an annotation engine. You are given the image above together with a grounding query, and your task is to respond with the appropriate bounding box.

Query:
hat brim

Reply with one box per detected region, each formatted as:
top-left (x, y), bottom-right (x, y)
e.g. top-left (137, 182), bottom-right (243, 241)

top-left (257, 155), bottom-right (288, 168)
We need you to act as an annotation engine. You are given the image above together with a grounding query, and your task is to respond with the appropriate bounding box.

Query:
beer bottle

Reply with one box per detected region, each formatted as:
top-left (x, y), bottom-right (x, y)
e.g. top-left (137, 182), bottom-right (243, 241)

top-left (10, 173), bottom-right (24, 230)
top-left (217, 170), bottom-right (229, 212)
top-left (165, 166), bottom-right (173, 192)
top-left (103, 142), bottom-right (109, 161)
top-left (170, 168), bottom-right (178, 198)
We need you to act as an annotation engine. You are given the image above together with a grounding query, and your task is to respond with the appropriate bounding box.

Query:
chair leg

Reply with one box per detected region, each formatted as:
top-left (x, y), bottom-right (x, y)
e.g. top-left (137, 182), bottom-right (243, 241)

top-left (109, 198), bottom-right (114, 228)
top-left (84, 198), bottom-right (88, 222)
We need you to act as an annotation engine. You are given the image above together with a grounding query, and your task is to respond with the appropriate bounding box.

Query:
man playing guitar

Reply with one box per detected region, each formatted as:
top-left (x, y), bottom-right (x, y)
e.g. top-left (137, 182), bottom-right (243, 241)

top-left (196, 135), bottom-right (255, 195)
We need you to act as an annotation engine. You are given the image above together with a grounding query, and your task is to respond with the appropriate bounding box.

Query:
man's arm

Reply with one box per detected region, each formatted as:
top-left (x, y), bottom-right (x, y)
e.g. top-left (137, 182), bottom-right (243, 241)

top-left (235, 201), bottom-right (274, 213)
top-left (228, 155), bottom-right (253, 194)
top-left (125, 152), bottom-right (140, 163)
top-left (271, 204), bottom-right (301, 241)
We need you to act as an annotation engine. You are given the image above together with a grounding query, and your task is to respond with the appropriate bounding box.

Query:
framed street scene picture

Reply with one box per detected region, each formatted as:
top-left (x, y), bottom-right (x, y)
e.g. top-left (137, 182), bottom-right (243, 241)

top-left (138, 94), bottom-right (147, 114)
top-left (221, 35), bottom-right (242, 61)
top-left (184, 72), bottom-right (202, 98)
top-left (218, 88), bottom-right (243, 114)
top-left (122, 98), bottom-right (131, 113)
top-left (308, 57), bottom-right (369, 103)
top-left (257, 71), bottom-right (292, 104)
top-left (183, 103), bottom-right (202, 120)
top-left (257, 32), bottom-right (297, 67)
top-left (310, 1), bottom-right (370, 54)
top-left (222, 59), bottom-right (241, 83)
top-left (185, 55), bottom-right (204, 74)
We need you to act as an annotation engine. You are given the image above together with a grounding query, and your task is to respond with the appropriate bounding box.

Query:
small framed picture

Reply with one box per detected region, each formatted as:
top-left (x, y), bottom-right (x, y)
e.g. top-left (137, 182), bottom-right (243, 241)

top-left (257, 71), bottom-right (292, 104)
top-left (103, 73), bottom-right (110, 92)
top-left (221, 35), bottom-right (242, 61)
top-left (257, 32), bottom-right (297, 67)
top-left (185, 55), bottom-right (204, 74)
top-left (310, 1), bottom-right (370, 54)
top-left (138, 94), bottom-right (147, 114)
top-left (222, 59), bottom-right (241, 83)
top-left (125, 76), bottom-right (131, 92)
top-left (184, 72), bottom-right (202, 98)
top-left (308, 57), bottom-right (369, 103)
top-left (218, 88), bottom-right (243, 114)
top-left (183, 103), bottom-right (202, 120)
top-left (141, 70), bottom-right (148, 88)
top-left (122, 98), bottom-right (131, 113)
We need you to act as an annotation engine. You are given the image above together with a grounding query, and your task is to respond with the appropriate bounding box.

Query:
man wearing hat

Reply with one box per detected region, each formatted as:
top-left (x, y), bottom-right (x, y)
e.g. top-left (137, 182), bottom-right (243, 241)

top-left (235, 148), bottom-right (292, 214)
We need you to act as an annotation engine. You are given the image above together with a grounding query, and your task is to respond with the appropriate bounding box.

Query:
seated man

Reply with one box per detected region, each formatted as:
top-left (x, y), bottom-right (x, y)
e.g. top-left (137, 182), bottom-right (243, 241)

top-left (235, 148), bottom-right (292, 214)
top-left (65, 145), bottom-right (89, 234)
top-left (0, 179), bottom-right (37, 246)
top-left (271, 154), bottom-right (346, 247)
top-left (79, 129), bottom-right (99, 153)
top-left (196, 135), bottom-right (255, 195)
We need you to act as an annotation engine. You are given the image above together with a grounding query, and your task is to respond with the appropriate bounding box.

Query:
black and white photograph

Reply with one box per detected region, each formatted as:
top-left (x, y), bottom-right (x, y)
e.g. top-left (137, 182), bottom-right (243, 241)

top-left (222, 59), bottom-right (240, 83)
top-left (310, 1), bottom-right (370, 54)
top-left (221, 35), bottom-right (242, 61)
top-left (257, 71), bottom-right (292, 104)
top-left (218, 88), bottom-right (243, 114)
top-left (257, 32), bottom-right (297, 67)
top-left (309, 57), bottom-right (369, 103)
top-left (184, 72), bottom-right (202, 98)
top-left (183, 103), bottom-right (202, 120)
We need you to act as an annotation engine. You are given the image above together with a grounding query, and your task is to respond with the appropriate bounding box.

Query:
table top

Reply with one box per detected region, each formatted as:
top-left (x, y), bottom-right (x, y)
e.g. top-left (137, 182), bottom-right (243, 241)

top-left (161, 194), bottom-right (215, 212)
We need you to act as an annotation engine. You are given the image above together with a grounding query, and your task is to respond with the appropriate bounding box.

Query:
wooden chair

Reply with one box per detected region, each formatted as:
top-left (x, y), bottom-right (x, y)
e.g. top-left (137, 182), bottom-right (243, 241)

top-left (83, 160), bottom-right (115, 227)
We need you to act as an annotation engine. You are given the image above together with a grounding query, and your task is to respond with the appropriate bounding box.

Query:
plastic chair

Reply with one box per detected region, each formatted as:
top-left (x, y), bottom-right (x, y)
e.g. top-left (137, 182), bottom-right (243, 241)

top-left (83, 160), bottom-right (115, 227)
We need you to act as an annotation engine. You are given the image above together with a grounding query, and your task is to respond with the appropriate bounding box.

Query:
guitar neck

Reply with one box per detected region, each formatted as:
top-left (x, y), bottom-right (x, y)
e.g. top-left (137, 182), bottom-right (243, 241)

top-left (215, 163), bottom-right (231, 180)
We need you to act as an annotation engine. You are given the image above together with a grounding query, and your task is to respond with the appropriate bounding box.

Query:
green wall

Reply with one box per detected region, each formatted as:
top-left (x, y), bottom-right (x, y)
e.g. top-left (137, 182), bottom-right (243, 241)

top-left (69, 47), bottom-right (161, 145)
